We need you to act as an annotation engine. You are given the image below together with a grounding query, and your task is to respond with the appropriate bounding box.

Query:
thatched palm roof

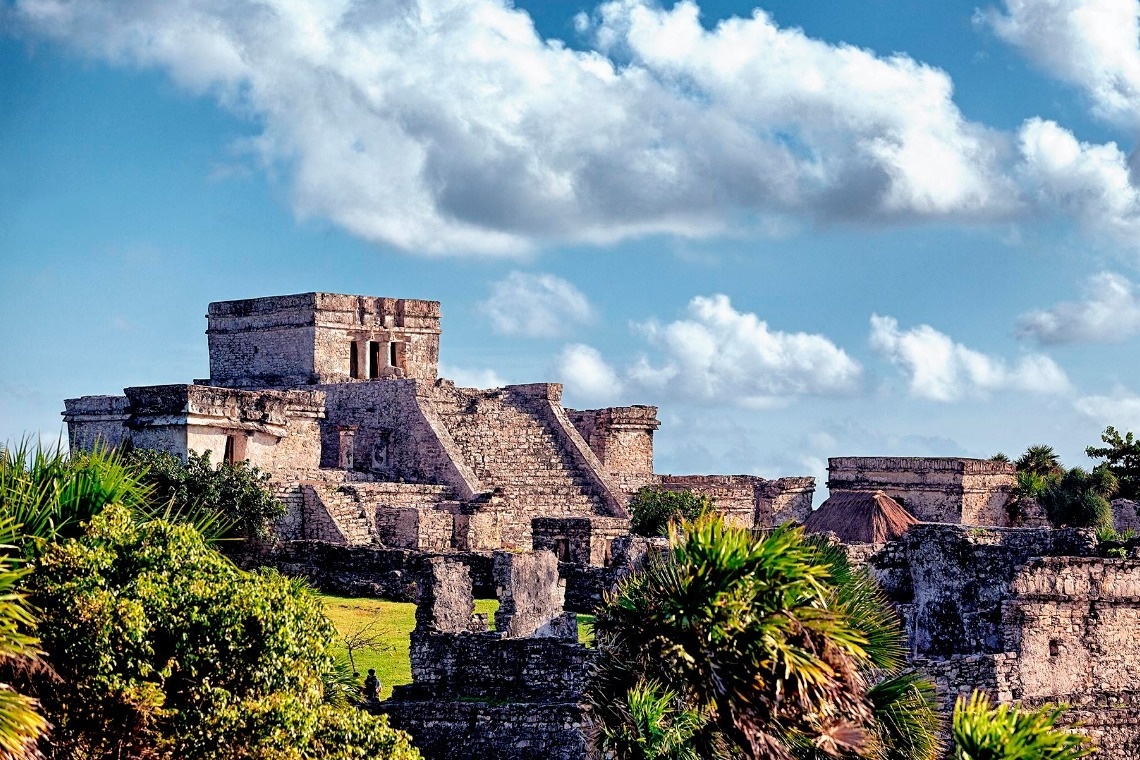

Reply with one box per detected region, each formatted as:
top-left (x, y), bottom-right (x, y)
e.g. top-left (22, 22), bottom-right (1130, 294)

top-left (803, 490), bottom-right (918, 544)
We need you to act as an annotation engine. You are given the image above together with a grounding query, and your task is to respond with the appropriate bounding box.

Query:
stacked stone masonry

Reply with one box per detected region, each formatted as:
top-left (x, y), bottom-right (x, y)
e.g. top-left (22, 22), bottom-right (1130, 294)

top-left (384, 551), bottom-right (590, 760)
top-left (855, 524), bottom-right (1140, 756)
top-left (64, 292), bottom-right (816, 556)
top-left (828, 456), bottom-right (1017, 525)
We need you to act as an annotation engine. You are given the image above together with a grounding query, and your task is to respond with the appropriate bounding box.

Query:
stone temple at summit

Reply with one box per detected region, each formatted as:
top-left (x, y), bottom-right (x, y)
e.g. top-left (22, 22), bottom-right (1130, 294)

top-left (62, 292), bottom-right (816, 554)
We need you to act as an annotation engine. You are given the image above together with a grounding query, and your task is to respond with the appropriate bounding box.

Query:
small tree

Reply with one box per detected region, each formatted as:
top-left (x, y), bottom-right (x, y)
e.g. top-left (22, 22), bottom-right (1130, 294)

top-left (127, 449), bottom-right (285, 541)
top-left (628, 487), bottom-right (715, 537)
top-left (27, 505), bottom-right (419, 760)
top-left (1085, 426), bottom-right (1140, 501)
top-left (589, 515), bottom-right (940, 759)
top-left (1039, 466), bottom-right (1117, 530)
top-left (952, 691), bottom-right (1092, 760)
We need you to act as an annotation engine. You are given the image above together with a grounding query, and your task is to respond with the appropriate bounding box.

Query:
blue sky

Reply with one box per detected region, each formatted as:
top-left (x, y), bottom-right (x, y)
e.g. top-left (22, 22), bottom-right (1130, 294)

top-left (5, 0), bottom-right (1140, 488)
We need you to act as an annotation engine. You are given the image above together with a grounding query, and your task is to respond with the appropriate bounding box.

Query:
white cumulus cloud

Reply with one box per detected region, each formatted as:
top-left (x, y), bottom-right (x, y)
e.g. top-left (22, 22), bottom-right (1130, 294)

top-left (480, 272), bottom-right (593, 337)
top-left (11, 0), bottom-right (1018, 254)
top-left (980, 0), bottom-right (1140, 126)
top-left (439, 363), bottom-right (507, 389)
top-left (1017, 271), bottom-right (1140, 343)
top-left (555, 294), bottom-right (862, 407)
top-left (869, 314), bottom-right (1070, 401)
top-left (1017, 118), bottom-right (1140, 244)
top-left (554, 344), bottom-right (625, 401)
top-left (1076, 387), bottom-right (1140, 430)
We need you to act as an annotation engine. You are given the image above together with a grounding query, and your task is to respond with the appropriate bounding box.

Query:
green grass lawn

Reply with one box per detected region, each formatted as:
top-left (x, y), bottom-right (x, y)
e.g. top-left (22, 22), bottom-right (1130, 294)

top-left (321, 595), bottom-right (593, 700)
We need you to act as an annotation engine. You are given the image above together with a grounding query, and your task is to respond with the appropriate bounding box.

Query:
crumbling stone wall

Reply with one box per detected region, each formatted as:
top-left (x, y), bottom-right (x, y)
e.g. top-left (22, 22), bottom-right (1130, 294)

top-left (567, 406), bottom-right (659, 496)
top-left (1113, 498), bottom-right (1140, 533)
top-left (828, 457), bottom-right (1016, 525)
top-left (531, 516), bottom-right (629, 566)
top-left (206, 292), bottom-right (441, 388)
top-left (268, 541), bottom-right (495, 600)
top-left (869, 524), bottom-right (1097, 658)
top-left (384, 552), bottom-right (590, 760)
top-left (62, 395), bottom-right (130, 450)
top-left (859, 524), bottom-right (1140, 756)
top-left (656, 474), bottom-right (814, 528)
top-left (63, 384), bottom-right (326, 477)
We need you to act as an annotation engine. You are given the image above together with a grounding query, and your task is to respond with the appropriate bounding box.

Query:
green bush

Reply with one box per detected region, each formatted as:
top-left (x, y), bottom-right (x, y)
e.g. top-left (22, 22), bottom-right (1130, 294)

top-left (28, 505), bottom-right (418, 760)
top-left (127, 448), bottom-right (285, 540)
top-left (589, 515), bottom-right (940, 759)
top-left (952, 691), bottom-right (1092, 760)
top-left (628, 487), bottom-right (715, 537)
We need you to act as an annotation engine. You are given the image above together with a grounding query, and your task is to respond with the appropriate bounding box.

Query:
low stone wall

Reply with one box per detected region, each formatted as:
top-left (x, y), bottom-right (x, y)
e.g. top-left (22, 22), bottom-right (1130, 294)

top-left (269, 541), bottom-right (495, 600)
top-left (656, 474), bottom-right (814, 528)
top-left (382, 700), bottom-right (588, 760)
top-left (404, 631), bottom-right (592, 702)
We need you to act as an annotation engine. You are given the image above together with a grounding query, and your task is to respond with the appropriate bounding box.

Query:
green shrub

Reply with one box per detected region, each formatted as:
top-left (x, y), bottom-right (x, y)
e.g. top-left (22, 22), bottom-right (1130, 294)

top-left (28, 505), bottom-right (418, 760)
top-left (952, 691), bottom-right (1092, 760)
top-left (628, 487), bottom-right (715, 537)
top-left (127, 448), bottom-right (285, 540)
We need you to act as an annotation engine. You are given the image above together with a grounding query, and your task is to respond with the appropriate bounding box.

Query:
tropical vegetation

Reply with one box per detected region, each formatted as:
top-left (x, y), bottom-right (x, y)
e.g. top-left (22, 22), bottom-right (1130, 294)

top-left (1011, 444), bottom-right (1116, 530)
top-left (0, 441), bottom-right (419, 759)
top-left (628, 486), bottom-right (716, 537)
top-left (951, 691), bottom-right (1092, 760)
top-left (588, 514), bottom-right (940, 760)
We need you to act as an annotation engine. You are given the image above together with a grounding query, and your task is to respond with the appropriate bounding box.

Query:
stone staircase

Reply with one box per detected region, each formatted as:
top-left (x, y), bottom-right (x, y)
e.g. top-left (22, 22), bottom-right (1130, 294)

top-left (304, 482), bottom-right (457, 547)
top-left (432, 387), bottom-right (610, 519)
top-left (304, 483), bottom-right (379, 545)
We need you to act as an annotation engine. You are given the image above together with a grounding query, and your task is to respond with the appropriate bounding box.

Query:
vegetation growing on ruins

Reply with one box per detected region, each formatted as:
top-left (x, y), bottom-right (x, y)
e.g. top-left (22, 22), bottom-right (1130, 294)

top-left (127, 448), bottom-right (286, 541)
top-left (951, 691), bottom-right (1092, 760)
top-left (1012, 444), bottom-right (1116, 530)
top-left (0, 443), bottom-right (420, 759)
top-left (1086, 426), bottom-right (1140, 502)
top-left (588, 514), bottom-right (940, 760)
top-left (628, 486), bottom-right (715, 537)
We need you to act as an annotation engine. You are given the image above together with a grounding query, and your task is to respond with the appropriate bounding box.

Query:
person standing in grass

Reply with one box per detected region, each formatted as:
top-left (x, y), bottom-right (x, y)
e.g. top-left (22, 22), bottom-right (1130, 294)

top-left (363, 669), bottom-right (381, 704)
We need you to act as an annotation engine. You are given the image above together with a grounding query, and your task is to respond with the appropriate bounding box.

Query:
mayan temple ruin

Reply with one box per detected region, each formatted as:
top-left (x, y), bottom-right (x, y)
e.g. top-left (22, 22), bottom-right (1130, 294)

top-left (62, 292), bottom-right (1140, 759)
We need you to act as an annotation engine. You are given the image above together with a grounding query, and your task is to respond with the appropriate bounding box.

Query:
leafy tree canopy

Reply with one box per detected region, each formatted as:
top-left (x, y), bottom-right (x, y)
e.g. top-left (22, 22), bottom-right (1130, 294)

top-left (628, 487), bottom-right (715, 537)
top-left (27, 505), bottom-right (418, 760)
top-left (1085, 426), bottom-right (1140, 501)
top-left (126, 448), bottom-right (285, 541)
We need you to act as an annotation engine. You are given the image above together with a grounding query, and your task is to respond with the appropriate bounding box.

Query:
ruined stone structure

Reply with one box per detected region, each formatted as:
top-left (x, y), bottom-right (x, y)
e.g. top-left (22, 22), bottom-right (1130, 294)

top-left (827, 456), bottom-right (1017, 526)
top-left (63, 292), bottom-right (813, 554)
top-left (855, 525), bottom-right (1140, 756)
top-left (383, 550), bottom-right (591, 760)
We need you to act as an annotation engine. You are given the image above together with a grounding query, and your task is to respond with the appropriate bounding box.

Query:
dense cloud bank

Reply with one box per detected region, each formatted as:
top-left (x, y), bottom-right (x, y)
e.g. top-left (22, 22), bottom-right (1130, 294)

top-left (13, 0), bottom-right (1140, 254)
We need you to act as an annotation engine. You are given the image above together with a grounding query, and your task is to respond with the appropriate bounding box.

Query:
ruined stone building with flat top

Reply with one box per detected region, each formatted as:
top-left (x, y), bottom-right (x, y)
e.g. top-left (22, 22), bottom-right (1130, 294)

top-left (63, 292), bottom-right (814, 555)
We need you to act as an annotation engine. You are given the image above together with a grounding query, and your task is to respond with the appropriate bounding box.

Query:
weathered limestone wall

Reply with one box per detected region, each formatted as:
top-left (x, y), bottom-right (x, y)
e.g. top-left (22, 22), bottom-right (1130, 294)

top-left (1113, 499), bottom-right (1140, 533)
top-left (531, 516), bottom-right (629, 566)
top-left (268, 541), bottom-right (496, 600)
top-left (206, 292), bottom-right (441, 388)
top-left (870, 524), bottom-right (1097, 658)
top-left (319, 380), bottom-right (481, 499)
top-left (385, 551), bottom-right (589, 760)
top-left (656, 474), bottom-right (814, 528)
top-left (64, 384), bottom-right (326, 477)
top-left (1005, 557), bottom-right (1140, 701)
top-left (828, 457), bottom-right (1016, 525)
top-left (566, 406), bottom-right (659, 496)
top-left (62, 395), bottom-right (130, 450)
top-left (382, 701), bottom-right (588, 760)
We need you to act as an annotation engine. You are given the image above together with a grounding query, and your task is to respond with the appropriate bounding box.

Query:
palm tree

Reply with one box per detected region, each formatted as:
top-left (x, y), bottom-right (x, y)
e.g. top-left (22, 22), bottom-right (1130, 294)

top-left (588, 515), bottom-right (940, 759)
top-left (1014, 446), bottom-right (1063, 480)
top-left (952, 691), bottom-right (1092, 759)
top-left (0, 516), bottom-right (48, 758)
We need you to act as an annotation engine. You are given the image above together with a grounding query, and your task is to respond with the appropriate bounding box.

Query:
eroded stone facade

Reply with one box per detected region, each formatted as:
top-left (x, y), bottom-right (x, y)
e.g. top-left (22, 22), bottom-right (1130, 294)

top-left (828, 456), bottom-right (1017, 525)
top-left (63, 291), bottom-right (815, 554)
